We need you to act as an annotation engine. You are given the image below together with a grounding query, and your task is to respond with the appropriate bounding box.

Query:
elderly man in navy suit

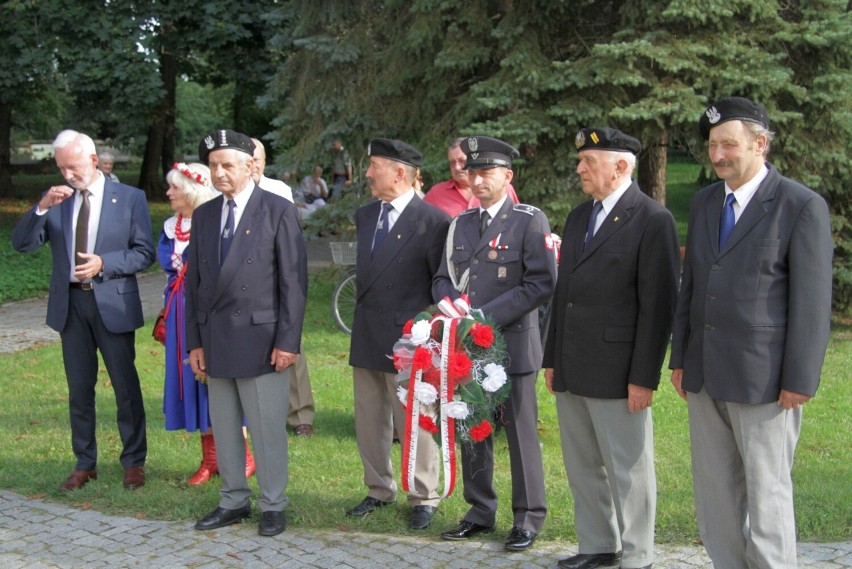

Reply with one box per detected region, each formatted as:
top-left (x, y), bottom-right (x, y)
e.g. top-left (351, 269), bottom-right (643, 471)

top-left (186, 130), bottom-right (307, 537)
top-left (12, 130), bottom-right (155, 492)
top-left (345, 138), bottom-right (450, 530)
top-left (543, 128), bottom-right (680, 569)
top-left (433, 136), bottom-right (556, 552)
top-left (670, 97), bottom-right (833, 568)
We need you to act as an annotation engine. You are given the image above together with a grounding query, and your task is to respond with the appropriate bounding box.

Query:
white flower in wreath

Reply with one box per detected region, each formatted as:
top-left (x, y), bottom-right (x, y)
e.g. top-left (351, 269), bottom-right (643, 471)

top-left (397, 386), bottom-right (408, 405)
top-left (481, 363), bottom-right (507, 392)
top-left (443, 400), bottom-right (470, 420)
top-left (414, 382), bottom-right (438, 405)
top-left (409, 320), bottom-right (432, 346)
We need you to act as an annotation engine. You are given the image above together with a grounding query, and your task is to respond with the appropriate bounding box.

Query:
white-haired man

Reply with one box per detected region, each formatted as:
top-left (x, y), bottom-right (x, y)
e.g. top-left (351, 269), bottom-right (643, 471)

top-left (13, 130), bottom-right (155, 492)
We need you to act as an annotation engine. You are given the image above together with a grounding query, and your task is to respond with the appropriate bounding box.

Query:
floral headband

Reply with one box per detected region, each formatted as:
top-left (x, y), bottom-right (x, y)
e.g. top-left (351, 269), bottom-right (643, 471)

top-left (173, 162), bottom-right (209, 186)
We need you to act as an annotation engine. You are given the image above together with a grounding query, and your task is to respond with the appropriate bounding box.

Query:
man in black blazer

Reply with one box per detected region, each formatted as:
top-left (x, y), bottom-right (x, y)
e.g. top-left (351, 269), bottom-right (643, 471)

top-left (186, 130), bottom-right (307, 537)
top-left (670, 97), bottom-right (833, 568)
top-left (13, 130), bottom-right (155, 492)
top-left (433, 136), bottom-right (556, 552)
top-left (346, 139), bottom-right (450, 530)
top-left (543, 128), bottom-right (680, 569)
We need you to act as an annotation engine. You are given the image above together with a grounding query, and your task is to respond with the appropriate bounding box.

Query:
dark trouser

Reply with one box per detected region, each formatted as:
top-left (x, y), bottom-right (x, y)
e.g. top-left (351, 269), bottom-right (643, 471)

top-left (60, 288), bottom-right (147, 471)
top-left (460, 371), bottom-right (547, 533)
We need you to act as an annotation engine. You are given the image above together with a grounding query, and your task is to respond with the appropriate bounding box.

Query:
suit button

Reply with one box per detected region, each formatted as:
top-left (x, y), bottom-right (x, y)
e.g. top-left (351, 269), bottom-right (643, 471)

top-left (234, 310), bottom-right (241, 316)
top-left (470, 291), bottom-right (476, 297)
top-left (705, 294), bottom-right (714, 301)
top-left (377, 308), bottom-right (383, 314)
top-left (387, 284), bottom-right (394, 289)
top-left (704, 324), bottom-right (712, 330)
top-left (566, 302), bottom-right (573, 308)
top-left (211, 309), bottom-right (217, 314)
top-left (247, 258), bottom-right (254, 264)
top-left (472, 275), bottom-right (477, 280)
top-left (242, 285), bottom-right (248, 290)
top-left (473, 259), bottom-right (479, 265)
top-left (711, 264), bottom-right (720, 271)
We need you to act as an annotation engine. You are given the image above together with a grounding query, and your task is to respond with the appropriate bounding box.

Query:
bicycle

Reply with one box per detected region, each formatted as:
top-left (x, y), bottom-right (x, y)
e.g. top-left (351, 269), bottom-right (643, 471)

top-left (329, 242), bottom-right (357, 334)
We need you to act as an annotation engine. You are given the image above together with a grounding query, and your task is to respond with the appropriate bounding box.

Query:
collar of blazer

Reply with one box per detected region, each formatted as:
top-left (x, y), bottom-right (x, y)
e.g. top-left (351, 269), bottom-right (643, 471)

top-left (211, 185), bottom-right (264, 301)
top-left (577, 182), bottom-right (639, 260)
top-left (709, 163), bottom-right (778, 257)
top-left (356, 197), bottom-right (423, 296)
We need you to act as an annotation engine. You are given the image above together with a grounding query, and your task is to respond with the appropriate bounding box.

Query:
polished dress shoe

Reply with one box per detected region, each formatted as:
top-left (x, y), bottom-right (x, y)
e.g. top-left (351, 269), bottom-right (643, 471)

top-left (440, 520), bottom-right (495, 541)
top-left (504, 526), bottom-right (537, 551)
top-left (345, 496), bottom-right (394, 517)
top-left (59, 470), bottom-right (97, 492)
top-left (258, 510), bottom-right (286, 536)
top-left (194, 504), bottom-right (251, 531)
top-left (409, 505), bottom-right (436, 530)
top-left (123, 466), bottom-right (145, 489)
top-left (557, 551), bottom-right (622, 569)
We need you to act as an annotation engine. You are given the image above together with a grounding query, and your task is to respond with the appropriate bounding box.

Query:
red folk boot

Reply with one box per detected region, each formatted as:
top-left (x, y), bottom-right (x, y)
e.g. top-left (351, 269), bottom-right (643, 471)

top-left (188, 433), bottom-right (218, 486)
top-left (245, 438), bottom-right (256, 479)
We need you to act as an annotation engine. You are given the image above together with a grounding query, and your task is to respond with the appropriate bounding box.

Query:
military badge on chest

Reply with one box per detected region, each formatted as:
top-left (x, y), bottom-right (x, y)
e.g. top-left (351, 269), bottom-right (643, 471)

top-left (488, 233), bottom-right (511, 281)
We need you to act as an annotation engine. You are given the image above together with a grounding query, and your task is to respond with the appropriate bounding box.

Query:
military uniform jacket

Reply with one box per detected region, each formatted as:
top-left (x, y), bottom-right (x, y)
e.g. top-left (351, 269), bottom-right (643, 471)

top-left (542, 183), bottom-right (680, 398)
top-left (433, 199), bottom-right (556, 375)
top-left (670, 164), bottom-right (833, 403)
top-left (349, 196), bottom-right (450, 373)
top-left (185, 185), bottom-right (308, 379)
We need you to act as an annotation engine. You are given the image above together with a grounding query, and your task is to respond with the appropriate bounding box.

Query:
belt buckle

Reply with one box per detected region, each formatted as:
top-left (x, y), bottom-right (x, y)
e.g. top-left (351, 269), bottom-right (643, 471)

top-left (81, 282), bottom-right (93, 291)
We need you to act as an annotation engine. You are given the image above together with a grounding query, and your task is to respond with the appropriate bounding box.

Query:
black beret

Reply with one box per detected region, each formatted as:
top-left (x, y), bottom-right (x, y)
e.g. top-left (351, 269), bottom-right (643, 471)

top-left (574, 127), bottom-right (641, 156)
top-left (460, 136), bottom-right (520, 170)
top-left (198, 129), bottom-right (256, 165)
top-left (367, 138), bottom-right (422, 167)
top-left (699, 97), bottom-right (770, 139)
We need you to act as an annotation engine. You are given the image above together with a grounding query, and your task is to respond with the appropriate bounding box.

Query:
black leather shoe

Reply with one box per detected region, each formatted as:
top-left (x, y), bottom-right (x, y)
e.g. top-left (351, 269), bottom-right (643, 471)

top-left (557, 551), bottom-right (622, 569)
top-left (345, 496), bottom-right (394, 517)
top-left (194, 505), bottom-right (251, 531)
top-left (409, 505), bottom-right (436, 530)
top-left (440, 520), bottom-right (495, 541)
top-left (258, 510), bottom-right (286, 536)
top-left (504, 526), bottom-right (537, 551)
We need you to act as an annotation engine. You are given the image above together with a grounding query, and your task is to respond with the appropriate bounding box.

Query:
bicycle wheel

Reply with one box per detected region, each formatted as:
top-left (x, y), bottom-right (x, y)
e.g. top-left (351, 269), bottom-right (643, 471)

top-left (331, 270), bottom-right (357, 334)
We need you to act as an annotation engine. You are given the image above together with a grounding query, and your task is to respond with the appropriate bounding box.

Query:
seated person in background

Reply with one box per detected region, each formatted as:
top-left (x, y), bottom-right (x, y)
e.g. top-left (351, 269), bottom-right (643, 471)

top-left (294, 166), bottom-right (329, 221)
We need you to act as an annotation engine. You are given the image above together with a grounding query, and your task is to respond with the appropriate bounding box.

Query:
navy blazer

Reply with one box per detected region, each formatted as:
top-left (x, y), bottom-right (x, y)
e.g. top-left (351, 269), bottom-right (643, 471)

top-left (12, 179), bottom-right (155, 333)
top-left (433, 199), bottom-right (556, 375)
top-left (184, 185), bottom-right (307, 379)
top-left (670, 164), bottom-right (833, 403)
top-left (542, 183), bottom-right (680, 398)
top-left (349, 195), bottom-right (450, 373)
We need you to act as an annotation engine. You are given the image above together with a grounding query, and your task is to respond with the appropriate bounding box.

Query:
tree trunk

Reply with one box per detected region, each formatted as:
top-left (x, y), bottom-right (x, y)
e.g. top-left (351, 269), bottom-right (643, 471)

top-left (0, 102), bottom-right (13, 197)
top-left (138, 36), bottom-right (177, 199)
top-left (638, 129), bottom-right (668, 206)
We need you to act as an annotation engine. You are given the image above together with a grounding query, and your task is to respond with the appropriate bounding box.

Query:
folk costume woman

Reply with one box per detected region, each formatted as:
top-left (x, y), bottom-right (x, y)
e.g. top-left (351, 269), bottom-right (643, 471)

top-left (158, 162), bottom-right (255, 484)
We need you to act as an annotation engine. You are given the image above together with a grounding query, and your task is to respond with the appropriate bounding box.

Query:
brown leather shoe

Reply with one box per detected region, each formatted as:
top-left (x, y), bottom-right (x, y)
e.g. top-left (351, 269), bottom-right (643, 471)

top-left (294, 424), bottom-right (314, 437)
top-left (59, 470), bottom-right (97, 492)
top-left (123, 466), bottom-right (145, 489)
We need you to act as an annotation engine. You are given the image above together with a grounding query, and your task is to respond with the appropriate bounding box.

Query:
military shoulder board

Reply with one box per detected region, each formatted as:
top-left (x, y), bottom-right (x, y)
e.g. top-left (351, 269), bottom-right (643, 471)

top-left (458, 208), bottom-right (478, 216)
top-left (513, 204), bottom-right (538, 215)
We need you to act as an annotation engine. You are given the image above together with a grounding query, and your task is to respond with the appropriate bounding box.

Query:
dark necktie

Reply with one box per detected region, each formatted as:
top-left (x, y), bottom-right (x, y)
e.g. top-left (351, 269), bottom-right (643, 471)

top-left (372, 202), bottom-right (393, 258)
top-left (75, 189), bottom-right (91, 267)
top-left (220, 199), bottom-right (236, 261)
top-left (719, 193), bottom-right (736, 249)
top-left (583, 201), bottom-right (603, 251)
top-left (479, 210), bottom-right (491, 237)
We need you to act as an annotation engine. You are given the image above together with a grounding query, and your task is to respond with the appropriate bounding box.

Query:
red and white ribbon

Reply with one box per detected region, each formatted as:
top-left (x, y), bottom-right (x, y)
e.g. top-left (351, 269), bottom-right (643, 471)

top-left (401, 315), bottom-right (457, 498)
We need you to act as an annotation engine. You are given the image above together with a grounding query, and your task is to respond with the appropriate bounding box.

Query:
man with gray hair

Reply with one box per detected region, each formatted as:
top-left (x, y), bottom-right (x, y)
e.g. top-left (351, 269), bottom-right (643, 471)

top-left (543, 127), bottom-right (680, 569)
top-left (97, 151), bottom-right (119, 182)
top-left (12, 129), bottom-right (155, 492)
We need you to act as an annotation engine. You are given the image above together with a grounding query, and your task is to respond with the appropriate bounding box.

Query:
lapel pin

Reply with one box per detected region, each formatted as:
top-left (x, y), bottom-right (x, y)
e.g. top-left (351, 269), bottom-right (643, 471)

top-left (613, 216), bottom-right (620, 222)
top-left (396, 234), bottom-right (401, 240)
top-left (245, 230), bottom-right (250, 235)
top-left (111, 198), bottom-right (117, 203)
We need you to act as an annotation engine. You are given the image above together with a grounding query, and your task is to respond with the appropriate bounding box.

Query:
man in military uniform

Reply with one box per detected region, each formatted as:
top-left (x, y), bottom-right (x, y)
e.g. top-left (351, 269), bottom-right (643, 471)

top-left (433, 136), bottom-right (556, 552)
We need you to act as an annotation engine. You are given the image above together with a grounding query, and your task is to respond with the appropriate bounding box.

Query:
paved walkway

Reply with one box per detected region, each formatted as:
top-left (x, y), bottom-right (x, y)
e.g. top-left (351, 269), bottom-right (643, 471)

top-left (0, 237), bottom-right (849, 568)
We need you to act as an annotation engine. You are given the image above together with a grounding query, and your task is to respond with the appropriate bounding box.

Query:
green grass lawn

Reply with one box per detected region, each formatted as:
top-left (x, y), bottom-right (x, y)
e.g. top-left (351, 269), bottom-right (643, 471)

top-left (0, 165), bottom-right (849, 544)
